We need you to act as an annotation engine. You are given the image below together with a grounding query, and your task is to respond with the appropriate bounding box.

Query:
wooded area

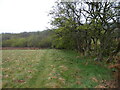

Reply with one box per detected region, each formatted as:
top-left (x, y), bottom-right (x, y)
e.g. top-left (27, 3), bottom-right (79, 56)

top-left (2, 30), bottom-right (53, 48)
top-left (49, 1), bottom-right (120, 62)
top-left (2, 1), bottom-right (120, 62)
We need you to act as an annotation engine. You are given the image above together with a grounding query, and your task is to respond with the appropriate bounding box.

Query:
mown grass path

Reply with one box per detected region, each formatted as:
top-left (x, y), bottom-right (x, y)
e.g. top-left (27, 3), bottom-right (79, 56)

top-left (2, 49), bottom-right (113, 88)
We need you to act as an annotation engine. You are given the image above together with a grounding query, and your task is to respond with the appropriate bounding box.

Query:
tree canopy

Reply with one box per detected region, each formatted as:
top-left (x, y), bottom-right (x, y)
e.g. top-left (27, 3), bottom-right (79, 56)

top-left (49, 1), bottom-right (120, 61)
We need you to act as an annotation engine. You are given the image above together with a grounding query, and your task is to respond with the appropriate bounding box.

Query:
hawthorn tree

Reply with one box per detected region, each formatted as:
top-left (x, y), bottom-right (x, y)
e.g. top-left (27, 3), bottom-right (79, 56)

top-left (49, 0), bottom-right (119, 61)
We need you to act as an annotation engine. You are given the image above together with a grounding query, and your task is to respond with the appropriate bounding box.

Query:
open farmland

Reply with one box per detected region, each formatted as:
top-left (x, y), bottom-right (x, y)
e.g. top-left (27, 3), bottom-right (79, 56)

top-left (2, 49), bottom-right (115, 88)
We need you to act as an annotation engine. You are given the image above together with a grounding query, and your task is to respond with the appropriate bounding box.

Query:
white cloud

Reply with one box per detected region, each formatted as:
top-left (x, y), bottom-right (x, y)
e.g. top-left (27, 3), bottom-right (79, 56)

top-left (0, 0), bottom-right (55, 33)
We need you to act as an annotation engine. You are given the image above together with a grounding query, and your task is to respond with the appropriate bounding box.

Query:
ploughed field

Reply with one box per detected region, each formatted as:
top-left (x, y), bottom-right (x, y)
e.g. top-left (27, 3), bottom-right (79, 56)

top-left (1, 47), bottom-right (40, 50)
top-left (2, 49), bottom-right (114, 88)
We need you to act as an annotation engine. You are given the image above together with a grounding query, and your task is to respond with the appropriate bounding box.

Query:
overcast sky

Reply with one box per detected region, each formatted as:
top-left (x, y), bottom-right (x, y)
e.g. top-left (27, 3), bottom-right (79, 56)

top-left (0, 0), bottom-right (56, 33)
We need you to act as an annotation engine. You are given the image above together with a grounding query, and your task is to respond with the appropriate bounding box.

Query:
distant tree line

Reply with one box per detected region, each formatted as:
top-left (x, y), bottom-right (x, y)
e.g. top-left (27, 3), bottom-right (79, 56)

top-left (2, 30), bottom-right (53, 48)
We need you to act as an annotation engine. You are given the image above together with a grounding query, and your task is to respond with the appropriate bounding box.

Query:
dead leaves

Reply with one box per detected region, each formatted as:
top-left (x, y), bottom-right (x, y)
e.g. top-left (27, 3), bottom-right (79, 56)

top-left (59, 65), bottom-right (68, 71)
top-left (95, 79), bottom-right (117, 88)
top-left (45, 83), bottom-right (61, 88)
top-left (91, 77), bottom-right (98, 82)
top-left (25, 76), bottom-right (32, 79)
top-left (76, 81), bottom-right (81, 85)
top-left (50, 65), bottom-right (55, 68)
top-left (108, 64), bottom-right (120, 70)
top-left (48, 76), bottom-right (57, 80)
top-left (14, 79), bottom-right (26, 83)
top-left (95, 85), bottom-right (106, 88)
top-left (4, 75), bottom-right (9, 78)
top-left (27, 70), bottom-right (33, 73)
top-left (48, 65), bottom-right (66, 85)
top-left (58, 77), bottom-right (65, 84)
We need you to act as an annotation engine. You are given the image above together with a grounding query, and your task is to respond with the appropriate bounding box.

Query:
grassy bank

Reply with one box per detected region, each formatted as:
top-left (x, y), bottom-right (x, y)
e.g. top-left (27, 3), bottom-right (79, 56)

top-left (2, 49), bottom-right (113, 88)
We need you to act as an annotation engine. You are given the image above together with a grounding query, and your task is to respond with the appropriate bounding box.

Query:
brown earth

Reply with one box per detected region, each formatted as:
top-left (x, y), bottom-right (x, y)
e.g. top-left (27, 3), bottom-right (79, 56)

top-left (0, 47), bottom-right (41, 50)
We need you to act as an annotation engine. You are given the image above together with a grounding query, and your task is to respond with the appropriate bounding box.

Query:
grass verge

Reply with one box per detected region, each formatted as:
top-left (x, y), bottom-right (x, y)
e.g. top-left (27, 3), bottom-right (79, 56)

top-left (2, 49), bottom-right (113, 88)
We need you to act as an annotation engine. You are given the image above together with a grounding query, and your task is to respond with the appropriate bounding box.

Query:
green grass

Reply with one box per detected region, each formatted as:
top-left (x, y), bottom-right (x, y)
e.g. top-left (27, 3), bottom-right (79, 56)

top-left (2, 49), bottom-right (113, 88)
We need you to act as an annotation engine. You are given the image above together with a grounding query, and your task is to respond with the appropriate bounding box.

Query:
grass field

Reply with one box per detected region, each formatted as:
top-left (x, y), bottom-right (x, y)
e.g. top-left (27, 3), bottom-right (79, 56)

top-left (2, 49), bottom-right (114, 88)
